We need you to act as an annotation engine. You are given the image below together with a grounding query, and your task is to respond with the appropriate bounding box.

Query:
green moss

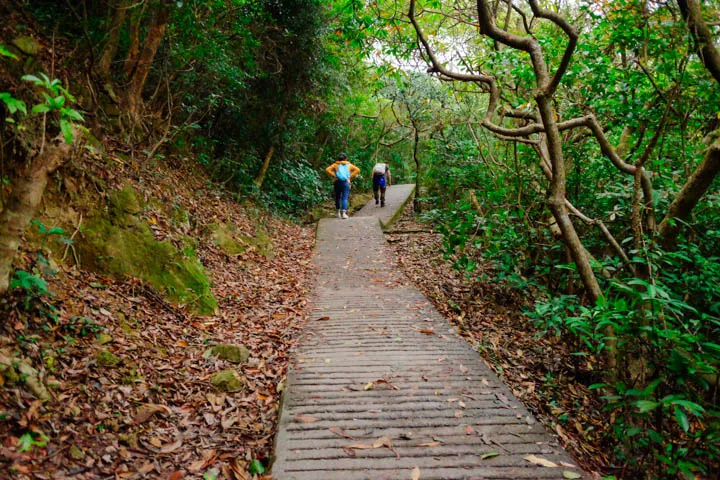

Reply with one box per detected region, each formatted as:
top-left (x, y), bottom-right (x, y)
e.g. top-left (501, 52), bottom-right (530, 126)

top-left (77, 185), bottom-right (217, 315)
top-left (69, 445), bottom-right (84, 461)
top-left (211, 369), bottom-right (244, 392)
top-left (95, 350), bottom-right (121, 367)
top-left (108, 184), bottom-right (143, 220)
top-left (249, 227), bottom-right (273, 258)
top-left (211, 223), bottom-right (247, 255)
top-left (210, 344), bottom-right (250, 363)
top-left (12, 36), bottom-right (41, 55)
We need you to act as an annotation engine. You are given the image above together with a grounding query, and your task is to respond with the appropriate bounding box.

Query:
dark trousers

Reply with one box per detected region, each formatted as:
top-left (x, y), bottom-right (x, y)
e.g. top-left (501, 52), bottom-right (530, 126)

top-left (334, 180), bottom-right (350, 210)
top-left (373, 183), bottom-right (386, 204)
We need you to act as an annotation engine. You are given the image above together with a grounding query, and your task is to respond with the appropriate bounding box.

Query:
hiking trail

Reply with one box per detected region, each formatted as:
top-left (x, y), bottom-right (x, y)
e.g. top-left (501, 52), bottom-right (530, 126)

top-left (272, 184), bottom-right (586, 479)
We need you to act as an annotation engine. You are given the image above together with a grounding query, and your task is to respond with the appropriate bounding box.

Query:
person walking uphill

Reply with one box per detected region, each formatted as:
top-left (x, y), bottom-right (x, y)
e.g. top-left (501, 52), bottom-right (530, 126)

top-left (325, 153), bottom-right (360, 219)
top-left (372, 162), bottom-right (391, 207)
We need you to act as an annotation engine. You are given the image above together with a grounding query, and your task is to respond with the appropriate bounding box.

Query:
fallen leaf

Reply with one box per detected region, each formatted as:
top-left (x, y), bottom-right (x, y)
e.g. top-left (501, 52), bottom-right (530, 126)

top-left (317, 316), bottom-right (330, 321)
top-left (419, 329), bottom-right (435, 335)
top-left (295, 415), bottom-right (319, 423)
top-left (168, 471), bottom-right (184, 480)
top-left (346, 443), bottom-right (374, 449)
top-left (418, 441), bottom-right (440, 447)
top-left (373, 436), bottom-right (392, 448)
top-left (411, 466), bottom-right (421, 480)
top-left (482, 451), bottom-right (500, 460)
top-left (524, 454), bottom-right (558, 468)
top-left (160, 438), bottom-right (183, 454)
top-left (465, 426), bottom-right (474, 435)
top-left (563, 472), bottom-right (582, 479)
top-left (329, 426), bottom-right (355, 439)
top-left (364, 382), bottom-right (374, 391)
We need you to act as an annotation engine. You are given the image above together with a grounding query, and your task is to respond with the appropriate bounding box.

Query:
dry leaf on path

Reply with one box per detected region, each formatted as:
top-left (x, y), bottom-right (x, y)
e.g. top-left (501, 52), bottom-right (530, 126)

top-left (373, 436), bottom-right (392, 448)
top-left (329, 426), bottom-right (355, 439)
top-left (524, 454), bottom-right (558, 468)
top-left (418, 441), bottom-right (440, 447)
top-left (346, 443), bottom-right (374, 449)
top-left (411, 466), bottom-right (421, 480)
top-left (295, 415), bottom-right (319, 423)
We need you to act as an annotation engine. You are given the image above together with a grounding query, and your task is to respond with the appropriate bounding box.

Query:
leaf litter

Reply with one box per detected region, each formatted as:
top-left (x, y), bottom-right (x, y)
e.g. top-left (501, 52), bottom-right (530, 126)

top-left (0, 155), bottom-right (316, 478)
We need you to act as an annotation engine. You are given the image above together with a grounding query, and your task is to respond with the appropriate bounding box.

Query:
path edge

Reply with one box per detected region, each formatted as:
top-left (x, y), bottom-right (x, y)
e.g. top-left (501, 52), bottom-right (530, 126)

top-left (379, 184), bottom-right (415, 231)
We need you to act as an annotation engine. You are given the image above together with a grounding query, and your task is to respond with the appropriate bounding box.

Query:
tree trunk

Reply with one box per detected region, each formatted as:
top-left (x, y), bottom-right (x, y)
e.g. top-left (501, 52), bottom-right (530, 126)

top-left (658, 137), bottom-right (720, 249)
top-left (253, 108), bottom-right (288, 189)
top-left (536, 96), bottom-right (603, 303)
top-left (126, 3), bottom-right (170, 124)
top-left (123, 2), bottom-right (147, 78)
top-left (253, 145), bottom-right (275, 189)
top-left (677, 0), bottom-right (720, 84)
top-left (96, 0), bottom-right (128, 76)
top-left (0, 142), bottom-right (71, 296)
top-left (412, 127), bottom-right (421, 213)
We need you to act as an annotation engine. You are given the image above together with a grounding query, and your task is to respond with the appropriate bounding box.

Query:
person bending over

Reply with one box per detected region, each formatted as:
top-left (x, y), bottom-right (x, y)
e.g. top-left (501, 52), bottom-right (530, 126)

top-left (325, 152), bottom-right (360, 219)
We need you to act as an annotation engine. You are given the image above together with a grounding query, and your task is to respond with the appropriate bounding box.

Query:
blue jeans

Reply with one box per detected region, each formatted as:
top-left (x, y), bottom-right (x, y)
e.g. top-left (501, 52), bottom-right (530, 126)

top-left (334, 180), bottom-right (350, 210)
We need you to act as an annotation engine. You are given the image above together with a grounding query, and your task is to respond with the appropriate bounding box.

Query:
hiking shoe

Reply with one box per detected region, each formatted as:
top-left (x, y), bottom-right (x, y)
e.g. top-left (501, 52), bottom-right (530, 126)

top-left (342, 211), bottom-right (349, 219)
top-left (375, 199), bottom-right (379, 205)
top-left (381, 202), bottom-right (385, 207)
top-left (337, 210), bottom-right (342, 218)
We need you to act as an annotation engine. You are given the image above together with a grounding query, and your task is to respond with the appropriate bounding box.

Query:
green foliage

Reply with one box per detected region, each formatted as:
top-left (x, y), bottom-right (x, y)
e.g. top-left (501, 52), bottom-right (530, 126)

top-left (17, 431), bottom-right (49, 452)
top-left (10, 270), bottom-right (49, 305)
top-left (0, 44), bottom-right (19, 60)
top-left (21, 73), bottom-right (84, 143)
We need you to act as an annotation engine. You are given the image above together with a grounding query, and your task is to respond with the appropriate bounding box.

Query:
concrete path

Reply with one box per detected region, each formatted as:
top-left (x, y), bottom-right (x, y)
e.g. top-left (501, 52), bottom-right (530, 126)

top-left (272, 184), bottom-right (585, 479)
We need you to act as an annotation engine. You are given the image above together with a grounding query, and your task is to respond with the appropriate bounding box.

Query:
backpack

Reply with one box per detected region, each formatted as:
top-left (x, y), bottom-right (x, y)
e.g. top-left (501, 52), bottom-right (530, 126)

top-left (336, 163), bottom-right (350, 181)
top-left (372, 163), bottom-right (387, 175)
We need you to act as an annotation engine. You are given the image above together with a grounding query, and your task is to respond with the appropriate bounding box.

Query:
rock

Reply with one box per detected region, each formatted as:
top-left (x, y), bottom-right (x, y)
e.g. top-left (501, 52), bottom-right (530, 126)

top-left (95, 350), bottom-right (121, 367)
top-left (96, 334), bottom-right (114, 345)
top-left (211, 370), bottom-right (244, 392)
top-left (69, 445), bottom-right (84, 461)
top-left (0, 352), bottom-right (51, 401)
top-left (12, 36), bottom-right (41, 55)
top-left (210, 344), bottom-right (250, 363)
top-left (118, 433), bottom-right (139, 449)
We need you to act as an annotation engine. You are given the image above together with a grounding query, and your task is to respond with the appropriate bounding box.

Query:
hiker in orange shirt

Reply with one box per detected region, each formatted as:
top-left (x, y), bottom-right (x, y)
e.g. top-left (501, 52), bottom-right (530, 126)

top-left (325, 153), bottom-right (360, 219)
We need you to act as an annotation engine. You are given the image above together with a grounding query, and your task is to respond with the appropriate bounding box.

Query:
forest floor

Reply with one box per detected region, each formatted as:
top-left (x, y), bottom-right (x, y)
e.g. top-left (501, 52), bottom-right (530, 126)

top-left (386, 206), bottom-right (612, 476)
top-left (0, 153), bottom-right (316, 479)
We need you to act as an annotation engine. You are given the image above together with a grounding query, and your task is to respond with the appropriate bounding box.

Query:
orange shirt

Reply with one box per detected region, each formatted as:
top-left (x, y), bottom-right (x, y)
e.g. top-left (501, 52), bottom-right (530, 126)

top-left (325, 160), bottom-right (360, 180)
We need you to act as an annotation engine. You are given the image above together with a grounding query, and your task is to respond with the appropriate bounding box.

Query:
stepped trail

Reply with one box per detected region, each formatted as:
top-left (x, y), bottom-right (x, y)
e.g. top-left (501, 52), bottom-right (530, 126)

top-left (272, 185), bottom-right (586, 479)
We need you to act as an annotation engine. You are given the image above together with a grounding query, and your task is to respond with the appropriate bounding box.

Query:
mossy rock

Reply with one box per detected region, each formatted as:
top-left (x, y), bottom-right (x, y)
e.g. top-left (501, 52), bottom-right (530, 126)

top-left (69, 445), bottom-right (84, 461)
top-left (0, 353), bottom-right (50, 400)
top-left (77, 187), bottom-right (217, 315)
top-left (210, 344), bottom-right (250, 363)
top-left (96, 350), bottom-right (121, 367)
top-left (108, 184), bottom-right (143, 219)
top-left (211, 369), bottom-right (244, 392)
top-left (96, 334), bottom-right (113, 345)
top-left (12, 36), bottom-right (41, 55)
top-left (211, 223), bottom-right (247, 255)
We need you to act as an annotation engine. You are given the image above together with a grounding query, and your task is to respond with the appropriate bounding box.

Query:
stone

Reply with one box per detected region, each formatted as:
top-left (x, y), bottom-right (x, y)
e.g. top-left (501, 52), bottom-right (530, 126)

top-left (211, 369), bottom-right (244, 392)
top-left (12, 36), bottom-right (41, 55)
top-left (118, 433), bottom-right (139, 449)
top-left (16, 359), bottom-right (50, 401)
top-left (95, 350), bottom-right (121, 367)
top-left (69, 445), bottom-right (84, 461)
top-left (210, 344), bottom-right (251, 363)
